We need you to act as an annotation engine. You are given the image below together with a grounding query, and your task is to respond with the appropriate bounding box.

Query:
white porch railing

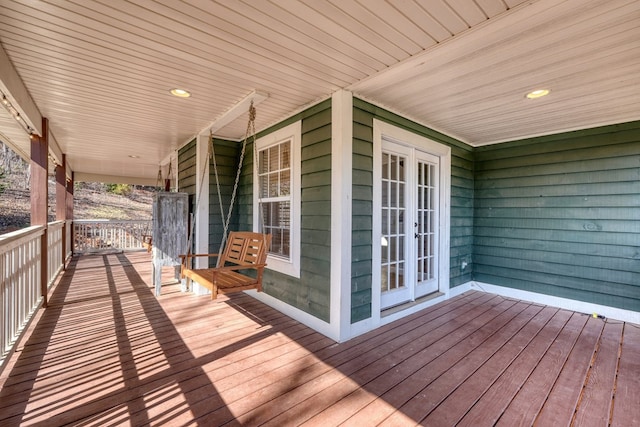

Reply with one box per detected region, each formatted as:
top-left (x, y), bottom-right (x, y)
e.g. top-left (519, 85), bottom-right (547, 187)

top-left (65, 219), bottom-right (73, 260)
top-left (1, 218), bottom-right (151, 367)
top-left (0, 225), bottom-right (45, 365)
top-left (73, 219), bottom-right (152, 253)
top-left (48, 221), bottom-right (65, 289)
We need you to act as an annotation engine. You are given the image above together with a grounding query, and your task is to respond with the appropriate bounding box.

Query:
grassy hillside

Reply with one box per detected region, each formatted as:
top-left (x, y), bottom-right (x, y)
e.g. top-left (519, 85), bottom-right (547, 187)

top-left (0, 144), bottom-right (154, 234)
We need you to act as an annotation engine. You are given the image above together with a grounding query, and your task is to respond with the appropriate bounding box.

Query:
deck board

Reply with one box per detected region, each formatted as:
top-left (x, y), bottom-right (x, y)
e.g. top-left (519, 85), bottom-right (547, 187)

top-left (534, 316), bottom-right (605, 427)
top-left (573, 321), bottom-right (623, 427)
top-left (338, 299), bottom-right (526, 427)
top-left (443, 306), bottom-right (559, 423)
top-left (0, 251), bottom-right (637, 426)
top-left (251, 296), bottom-right (510, 426)
top-left (455, 308), bottom-right (571, 426)
top-left (611, 323), bottom-right (640, 427)
top-left (495, 312), bottom-right (588, 426)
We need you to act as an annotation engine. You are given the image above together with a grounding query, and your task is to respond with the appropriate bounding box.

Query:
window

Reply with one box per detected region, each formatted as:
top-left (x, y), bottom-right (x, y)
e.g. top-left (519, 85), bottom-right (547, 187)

top-left (259, 142), bottom-right (291, 257)
top-left (253, 121), bottom-right (301, 277)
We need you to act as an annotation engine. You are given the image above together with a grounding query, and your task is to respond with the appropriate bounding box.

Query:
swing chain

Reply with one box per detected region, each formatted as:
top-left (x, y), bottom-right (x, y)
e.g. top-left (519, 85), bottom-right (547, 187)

top-left (211, 128), bottom-right (226, 243)
top-left (217, 100), bottom-right (256, 262)
top-left (185, 129), bottom-right (214, 268)
top-left (156, 166), bottom-right (163, 189)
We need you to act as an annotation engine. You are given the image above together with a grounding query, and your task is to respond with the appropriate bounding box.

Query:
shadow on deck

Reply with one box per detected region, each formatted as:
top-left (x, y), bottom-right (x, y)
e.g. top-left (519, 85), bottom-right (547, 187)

top-left (0, 251), bottom-right (638, 426)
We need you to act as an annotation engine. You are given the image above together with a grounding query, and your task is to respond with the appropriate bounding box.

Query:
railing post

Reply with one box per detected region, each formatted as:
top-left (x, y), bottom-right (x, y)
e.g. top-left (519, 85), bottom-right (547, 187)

top-left (0, 226), bottom-right (47, 367)
top-left (31, 117), bottom-right (49, 308)
top-left (67, 172), bottom-right (74, 257)
top-left (56, 154), bottom-right (67, 270)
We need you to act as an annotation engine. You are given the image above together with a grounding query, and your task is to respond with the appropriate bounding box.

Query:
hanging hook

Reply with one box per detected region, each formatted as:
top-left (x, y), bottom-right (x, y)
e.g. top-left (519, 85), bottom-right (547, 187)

top-left (248, 100), bottom-right (256, 123)
top-left (164, 160), bottom-right (172, 191)
top-left (156, 165), bottom-right (163, 190)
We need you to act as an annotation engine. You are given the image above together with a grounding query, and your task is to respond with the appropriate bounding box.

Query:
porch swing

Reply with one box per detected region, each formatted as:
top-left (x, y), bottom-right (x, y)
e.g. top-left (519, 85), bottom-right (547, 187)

top-left (179, 101), bottom-right (272, 300)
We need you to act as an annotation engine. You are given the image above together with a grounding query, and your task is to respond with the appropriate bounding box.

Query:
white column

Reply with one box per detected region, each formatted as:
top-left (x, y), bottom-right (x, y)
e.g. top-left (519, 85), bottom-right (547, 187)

top-left (330, 90), bottom-right (353, 341)
top-left (194, 133), bottom-right (210, 269)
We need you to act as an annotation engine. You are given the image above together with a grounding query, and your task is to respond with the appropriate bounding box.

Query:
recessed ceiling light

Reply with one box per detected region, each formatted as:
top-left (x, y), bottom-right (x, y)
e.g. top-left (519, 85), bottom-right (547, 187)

top-left (128, 155), bottom-right (140, 158)
top-left (170, 88), bottom-right (191, 98)
top-left (526, 89), bottom-right (550, 99)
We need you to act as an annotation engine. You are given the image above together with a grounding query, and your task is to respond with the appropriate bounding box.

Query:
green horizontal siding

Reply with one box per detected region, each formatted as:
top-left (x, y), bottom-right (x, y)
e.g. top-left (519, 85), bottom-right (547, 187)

top-left (179, 137), bottom-right (241, 263)
top-left (352, 107), bottom-right (374, 323)
top-left (236, 99), bottom-right (333, 322)
top-left (474, 121), bottom-right (640, 312)
top-left (178, 101), bottom-right (639, 327)
top-left (178, 139), bottom-right (196, 196)
top-left (208, 139), bottom-right (241, 259)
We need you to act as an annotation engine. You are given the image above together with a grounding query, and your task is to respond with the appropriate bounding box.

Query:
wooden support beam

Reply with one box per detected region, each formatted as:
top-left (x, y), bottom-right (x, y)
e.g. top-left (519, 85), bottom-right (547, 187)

top-left (66, 172), bottom-right (74, 256)
top-left (31, 117), bottom-right (48, 307)
top-left (66, 171), bottom-right (74, 221)
top-left (56, 154), bottom-right (66, 220)
top-left (56, 154), bottom-right (66, 268)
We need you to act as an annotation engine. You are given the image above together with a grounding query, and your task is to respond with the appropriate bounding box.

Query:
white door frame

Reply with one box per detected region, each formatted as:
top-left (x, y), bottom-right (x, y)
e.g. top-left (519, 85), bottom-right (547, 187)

top-left (371, 119), bottom-right (451, 321)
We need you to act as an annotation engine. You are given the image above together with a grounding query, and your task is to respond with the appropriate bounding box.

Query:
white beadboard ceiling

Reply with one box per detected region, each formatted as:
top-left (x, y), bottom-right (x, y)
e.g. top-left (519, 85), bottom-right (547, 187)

top-left (0, 0), bottom-right (638, 183)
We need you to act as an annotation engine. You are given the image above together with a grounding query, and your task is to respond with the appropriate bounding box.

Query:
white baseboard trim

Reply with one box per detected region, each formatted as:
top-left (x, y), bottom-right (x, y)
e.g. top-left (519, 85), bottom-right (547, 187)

top-left (191, 280), bottom-right (639, 344)
top-left (248, 290), bottom-right (339, 342)
top-left (448, 282), bottom-right (473, 298)
top-left (471, 281), bottom-right (640, 325)
top-left (190, 282), bottom-right (338, 340)
top-left (379, 293), bottom-right (449, 327)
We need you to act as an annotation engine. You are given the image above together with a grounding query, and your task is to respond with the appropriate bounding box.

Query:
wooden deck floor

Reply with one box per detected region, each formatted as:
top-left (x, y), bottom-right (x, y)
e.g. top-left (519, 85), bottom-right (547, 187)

top-left (0, 252), bottom-right (638, 426)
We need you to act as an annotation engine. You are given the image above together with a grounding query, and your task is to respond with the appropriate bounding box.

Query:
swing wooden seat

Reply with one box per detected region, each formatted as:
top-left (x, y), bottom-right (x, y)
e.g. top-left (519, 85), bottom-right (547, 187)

top-left (179, 231), bottom-right (271, 300)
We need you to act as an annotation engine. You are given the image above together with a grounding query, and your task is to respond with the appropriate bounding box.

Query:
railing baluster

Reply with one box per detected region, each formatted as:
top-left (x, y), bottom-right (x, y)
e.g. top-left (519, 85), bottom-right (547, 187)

top-left (1, 219), bottom-right (151, 368)
top-left (0, 226), bottom-right (45, 366)
top-left (73, 220), bottom-right (151, 254)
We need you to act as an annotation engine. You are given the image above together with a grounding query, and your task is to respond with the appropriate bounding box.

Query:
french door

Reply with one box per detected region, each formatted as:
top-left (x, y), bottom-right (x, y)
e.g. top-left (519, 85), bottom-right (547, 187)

top-left (380, 139), bottom-right (440, 309)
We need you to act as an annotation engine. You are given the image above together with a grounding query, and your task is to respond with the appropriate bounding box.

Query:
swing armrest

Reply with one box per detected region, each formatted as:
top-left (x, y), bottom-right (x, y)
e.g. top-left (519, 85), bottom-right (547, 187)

top-left (211, 263), bottom-right (267, 273)
top-left (179, 253), bottom-right (221, 272)
top-left (179, 253), bottom-right (220, 260)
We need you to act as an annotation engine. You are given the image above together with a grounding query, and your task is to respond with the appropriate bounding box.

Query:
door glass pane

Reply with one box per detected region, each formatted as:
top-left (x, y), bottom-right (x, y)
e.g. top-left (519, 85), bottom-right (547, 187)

top-left (382, 153), bottom-right (389, 180)
top-left (390, 181), bottom-right (397, 207)
top-left (389, 236), bottom-right (397, 262)
top-left (417, 161), bottom-right (436, 281)
top-left (382, 236), bottom-right (388, 263)
top-left (381, 150), bottom-right (407, 295)
top-left (381, 265), bottom-right (389, 292)
top-left (390, 154), bottom-right (398, 180)
top-left (382, 181), bottom-right (389, 207)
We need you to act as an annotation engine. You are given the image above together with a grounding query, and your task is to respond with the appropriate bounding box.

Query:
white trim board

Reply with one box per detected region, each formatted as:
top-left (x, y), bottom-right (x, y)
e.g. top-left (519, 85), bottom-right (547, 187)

top-left (194, 134), bottom-right (210, 270)
top-left (235, 278), bottom-right (640, 343)
top-left (248, 290), bottom-right (338, 342)
top-left (330, 90), bottom-right (353, 342)
top-left (471, 281), bottom-right (640, 325)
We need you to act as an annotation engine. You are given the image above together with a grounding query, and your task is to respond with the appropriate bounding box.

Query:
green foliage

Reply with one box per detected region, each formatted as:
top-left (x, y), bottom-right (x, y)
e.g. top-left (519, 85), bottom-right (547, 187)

top-left (105, 183), bottom-right (132, 196)
top-left (0, 167), bottom-right (5, 194)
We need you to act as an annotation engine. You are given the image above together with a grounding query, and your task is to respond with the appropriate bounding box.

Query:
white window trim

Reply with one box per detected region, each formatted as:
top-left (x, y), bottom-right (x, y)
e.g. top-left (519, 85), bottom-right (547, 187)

top-left (253, 120), bottom-right (302, 278)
